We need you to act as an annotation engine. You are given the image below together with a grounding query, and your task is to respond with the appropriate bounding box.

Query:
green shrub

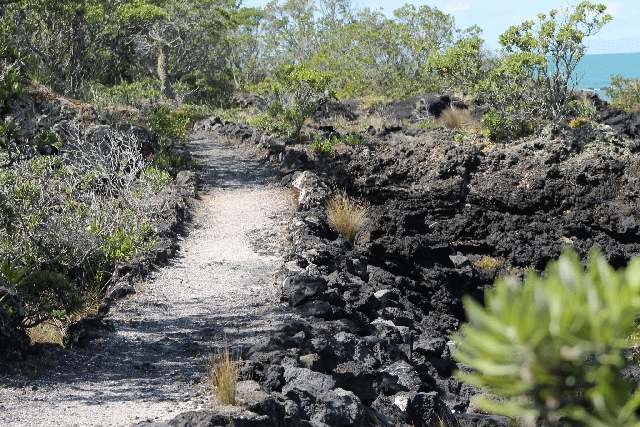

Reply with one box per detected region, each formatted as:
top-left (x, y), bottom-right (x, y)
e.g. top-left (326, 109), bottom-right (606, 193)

top-left (100, 223), bottom-right (154, 263)
top-left (309, 133), bottom-right (365, 156)
top-left (149, 105), bottom-right (193, 145)
top-left (475, 2), bottom-right (611, 142)
top-left (606, 75), bottom-right (640, 112)
top-left (14, 270), bottom-right (81, 328)
top-left (475, 52), bottom-right (546, 143)
top-left (568, 97), bottom-right (598, 121)
top-left (255, 64), bottom-right (333, 140)
top-left (0, 126), bottom-right (173, 333)
top-left (89, 79), bottom-right (161, 108)
top-left (454, 249), bottom-right (640, 426)
top-left (427, 34), bottom-right (485, 95)
top-left (497, 2), bottom-right (611, 119)
top-left (140, 166), bottom-right (173, 193)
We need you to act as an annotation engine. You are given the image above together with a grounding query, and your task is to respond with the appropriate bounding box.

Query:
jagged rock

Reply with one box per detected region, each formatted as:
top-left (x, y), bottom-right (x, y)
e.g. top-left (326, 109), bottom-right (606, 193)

top-left (282, 366), bottom-right (336, 397)
top-left (291, 171), bottom-right (330, 209)
top-left (406, 392), bottom-right (459, 427)
top-left (104, 280), bottom-right (136, 301)
top-left (279, 148), bottom-right (309, 173)
top-left (281, 274), bottom-right (327, 307)
top-left (413, 333), bottom-right (447, 357)
top-left (332, 361), bottom-right (382, 403)
top-left (159, 410), bottom-right (270, 427)
top-left (381, 361), bottom-right (423, 393)
top-left (312, 388), bottom-right (366, 426)
top-left (63, 316), bottom-right (111, 349)
top-left (237, 381), bottom-right (286, 426)
top-left (369, 394), bottom-right (408, 426)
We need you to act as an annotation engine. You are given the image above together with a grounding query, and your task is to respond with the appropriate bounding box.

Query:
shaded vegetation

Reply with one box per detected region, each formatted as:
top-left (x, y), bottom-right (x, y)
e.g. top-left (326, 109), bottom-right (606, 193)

top-left (455, 250), bottom-right (640, 426)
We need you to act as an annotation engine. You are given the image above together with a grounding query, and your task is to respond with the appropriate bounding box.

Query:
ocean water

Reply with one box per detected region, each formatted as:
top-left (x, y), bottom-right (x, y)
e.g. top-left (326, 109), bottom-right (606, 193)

top-left (576, 52), bottom-right (640, 98)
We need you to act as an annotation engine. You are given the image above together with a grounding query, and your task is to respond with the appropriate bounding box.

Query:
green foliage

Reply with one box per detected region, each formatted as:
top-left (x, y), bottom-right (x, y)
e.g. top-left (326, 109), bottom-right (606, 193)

top-left (140, 166), bottom-right (173, 192)
top-left (454, 249), bottom-right (640, 426)
top-left (427, 34), bottom-right (485, 95)
top-left (568, 98), bottom-right (598, 121)
top-left (1, 0), bottom-right (240, 101)
top-left (498, 1), bottom-right (611, 119)
top-left (255, 64), bottom-right (333, 139)
top-left (238, 1), bottom-right (459, 99)
top-left (606, 75), bottom-right (640, 112)
top-left (481, 109), bottom-right (535, 144)
top-left (100, 223), bottom-right (154, 263)
top-left (149, 105), bottom-right (193, 145)
top-left (309, 133), bottom-right (365, 156)
top-left (473, 2), bottom-right (611, 142)
top-left (476, 53), bottom-right (544, 142)
top-left (90, 79), bottom-right (161, 108)
top-left (13, 270), bottom-right (81, 328)
top-left (0, 123), bottom-right (176, 331)
top-left (309, 135), bottom-right (336, 156)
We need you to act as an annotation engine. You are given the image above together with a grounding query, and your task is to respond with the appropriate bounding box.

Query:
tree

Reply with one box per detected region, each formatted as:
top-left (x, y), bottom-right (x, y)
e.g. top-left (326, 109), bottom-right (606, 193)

top-left (499, 1), bottom-right (612, 119)
top-left (427, 34), bottom-right (485, 95)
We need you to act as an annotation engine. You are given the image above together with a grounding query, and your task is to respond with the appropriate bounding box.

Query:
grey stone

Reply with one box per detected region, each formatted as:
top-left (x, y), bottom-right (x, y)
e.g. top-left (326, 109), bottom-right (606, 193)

top-left (282, 366), bottom-right (336, 397)
top-left (282, 274), bottom-right (327, 307)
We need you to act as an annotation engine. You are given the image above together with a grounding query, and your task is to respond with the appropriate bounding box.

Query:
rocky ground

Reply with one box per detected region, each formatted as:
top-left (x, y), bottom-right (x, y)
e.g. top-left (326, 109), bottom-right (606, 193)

top-left (189, 95), bottom-right (640, 425)
top-left (0, 136), bottom-right (299, 426)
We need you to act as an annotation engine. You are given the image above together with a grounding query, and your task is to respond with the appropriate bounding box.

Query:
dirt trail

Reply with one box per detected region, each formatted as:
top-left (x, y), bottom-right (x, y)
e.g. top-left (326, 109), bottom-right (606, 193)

top-left (0, 135), bottom-right (296, 426)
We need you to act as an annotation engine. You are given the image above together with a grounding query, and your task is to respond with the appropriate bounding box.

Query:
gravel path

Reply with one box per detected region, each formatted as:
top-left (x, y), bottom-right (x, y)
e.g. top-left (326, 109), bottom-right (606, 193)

top-left (0, 135), bottom-right (296, 426)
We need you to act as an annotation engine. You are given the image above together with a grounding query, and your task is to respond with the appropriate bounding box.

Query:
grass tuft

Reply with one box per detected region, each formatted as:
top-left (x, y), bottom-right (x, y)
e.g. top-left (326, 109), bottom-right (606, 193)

top-left (473, 256), bottom-right (502, 271)
top-left (209, 343), bottom-right (240, 405)
top-left (439, 107), bottom-right (473, 129)
top-left (326, 191), bottom-right (368, 242)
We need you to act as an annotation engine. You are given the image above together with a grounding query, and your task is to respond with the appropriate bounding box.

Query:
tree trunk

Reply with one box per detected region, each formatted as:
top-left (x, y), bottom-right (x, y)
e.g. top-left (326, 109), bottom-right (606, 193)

top-left (156, 44), bottom-right (174, 100)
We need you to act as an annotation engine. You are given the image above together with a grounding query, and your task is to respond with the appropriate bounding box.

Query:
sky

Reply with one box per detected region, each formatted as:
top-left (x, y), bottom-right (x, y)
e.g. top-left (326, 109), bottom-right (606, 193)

top-left (242, 0), bottom-right (640, 54)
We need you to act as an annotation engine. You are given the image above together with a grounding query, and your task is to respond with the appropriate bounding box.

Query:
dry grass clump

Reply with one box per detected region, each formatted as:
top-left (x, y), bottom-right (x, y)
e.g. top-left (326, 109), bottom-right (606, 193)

top-left (326, 191), bottom-right (368, 242)
top-left (209, 344), bottom-right (240, 405)
top-left (473, 256), bottom-right (502, 271)
top-left (439, 107), bottom-right (473, 129)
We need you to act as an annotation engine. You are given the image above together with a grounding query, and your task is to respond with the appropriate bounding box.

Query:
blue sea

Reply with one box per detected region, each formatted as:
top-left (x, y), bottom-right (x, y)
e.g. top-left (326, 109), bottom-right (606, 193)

top-left (577, 52), bottom-right (640, 98)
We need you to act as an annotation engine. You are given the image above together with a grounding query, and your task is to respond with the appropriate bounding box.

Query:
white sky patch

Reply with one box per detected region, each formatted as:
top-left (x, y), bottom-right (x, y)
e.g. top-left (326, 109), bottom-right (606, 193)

top-left (443, 1), bottom-right (472, 13)
top-left (603, 1), bottom-right (620, 16)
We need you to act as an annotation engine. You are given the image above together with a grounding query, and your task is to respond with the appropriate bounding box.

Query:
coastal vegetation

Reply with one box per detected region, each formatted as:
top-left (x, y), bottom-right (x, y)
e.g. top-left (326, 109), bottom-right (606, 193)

top-left (455, 250), bottom-right (640, 425)
top-left (607, 75), bottom-right (640, 112)
top-left (3, 0), bottom-right (640, 425)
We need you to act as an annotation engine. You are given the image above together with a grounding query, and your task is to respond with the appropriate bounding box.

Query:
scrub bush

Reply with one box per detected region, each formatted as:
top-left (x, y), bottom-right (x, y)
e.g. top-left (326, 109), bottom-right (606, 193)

top-left (607, 75), bottom-right (640, 112)
top-left (255, 64), bottom-right (332, 140)
top-left (454, 249), bottom-right (640, 426)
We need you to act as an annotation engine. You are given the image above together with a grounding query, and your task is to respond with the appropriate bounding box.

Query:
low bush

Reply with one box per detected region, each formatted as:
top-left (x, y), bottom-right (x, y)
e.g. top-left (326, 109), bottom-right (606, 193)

top-left (454, 249), bottom-right (640, 426)
top-left (89, 79), bottom-right (161, 109)
top-left (148, 105), bottom-right (195, 174)
top-left (475, 2), bottom-right (611, 142)
top-left (149, 105), bottom-right (193, 145)
top-left (0, 124), bottom-right (175, 339)
top-left (309, 133), bottom-right (365, 156)
top-left (254, 64), bottom-right (333, 140)
top-left (606, 75), bottom-right (640, 112)
top-left (326, 191), bottom-right (367, 242)
top-left (427, 34), bottom-right (485, 96)
top-left (476, 53), bottom-right (544, 143)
